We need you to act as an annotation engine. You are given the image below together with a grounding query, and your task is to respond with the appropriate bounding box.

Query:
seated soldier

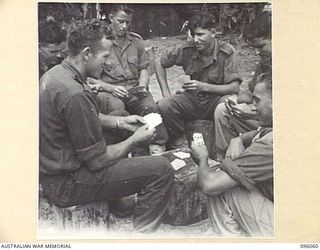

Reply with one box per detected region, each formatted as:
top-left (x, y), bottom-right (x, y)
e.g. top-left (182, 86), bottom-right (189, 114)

top-left (155, 13), bottom-right (241, 149)
top-left (214, 7), bottom-right (272, 160)
top-left (88, 4), bottom-right (168, 155)
top-left (191, 73), bottom-right (273, 237)
top-left (39, 19), bottom-right (174, 233)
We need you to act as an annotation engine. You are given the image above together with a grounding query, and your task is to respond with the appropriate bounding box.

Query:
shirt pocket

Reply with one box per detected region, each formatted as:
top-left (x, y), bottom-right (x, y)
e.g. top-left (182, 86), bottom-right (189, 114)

top-left (208, 71), bottom-right (223, 84)
top-left (103, 57), bottom-right (121, 76)
top-left (127, 56), bottom-right (139, 77)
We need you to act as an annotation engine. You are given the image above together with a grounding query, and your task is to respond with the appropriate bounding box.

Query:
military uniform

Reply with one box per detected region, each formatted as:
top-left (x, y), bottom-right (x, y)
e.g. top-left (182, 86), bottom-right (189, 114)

top-left (157, 38), bottom-right (241, 140)
top-left (98, 32), bottom-right (168, 148)
top-left (207, 128), bottom-right (273, 237)
top-left (214, 52), bottom-right (271, 160)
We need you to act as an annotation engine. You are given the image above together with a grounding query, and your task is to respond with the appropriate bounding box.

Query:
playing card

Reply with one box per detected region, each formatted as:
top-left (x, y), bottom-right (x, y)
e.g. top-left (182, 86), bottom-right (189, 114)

top-left (171, 159), bottom-right (186, 171)
top-left (177, 75), bottom-right (191, 85)
top-left (193, 133), bottom-right (205, 145)
top-left (173, 151), bottom-right (191, 159)
top-left (143, 113), bottom-right (163, 130)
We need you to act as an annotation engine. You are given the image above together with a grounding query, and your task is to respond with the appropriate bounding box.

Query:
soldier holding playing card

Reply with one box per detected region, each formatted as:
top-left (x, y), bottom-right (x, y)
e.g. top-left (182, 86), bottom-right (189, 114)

top-left (155, 13), bottom-right (241, 149)
top-left (191, 73), bottom-right (273, 237)
top-left (87, 4), bottom-right (168, 155)
top-left (39, 19), bottom-right (174, 233)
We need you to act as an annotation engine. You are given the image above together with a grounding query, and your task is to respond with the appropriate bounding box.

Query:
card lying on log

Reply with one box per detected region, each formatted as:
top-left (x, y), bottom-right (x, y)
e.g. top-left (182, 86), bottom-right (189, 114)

top-left (171, 158), bottom-right (186, 170)
top-left (173, 151), bottom-right (190, 159)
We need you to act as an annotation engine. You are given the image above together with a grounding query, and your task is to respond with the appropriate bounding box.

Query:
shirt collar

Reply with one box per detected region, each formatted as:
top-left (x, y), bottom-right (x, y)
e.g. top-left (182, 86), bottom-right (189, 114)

top-left (61, 59), bottom-right (86, 85)
top-left (191, 38), bottom-right (218, 67)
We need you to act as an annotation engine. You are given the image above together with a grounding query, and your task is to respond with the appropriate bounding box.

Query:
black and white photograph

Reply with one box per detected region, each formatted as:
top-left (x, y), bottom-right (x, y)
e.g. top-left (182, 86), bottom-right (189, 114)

top-left (38, 2), bottom-right (273, 239)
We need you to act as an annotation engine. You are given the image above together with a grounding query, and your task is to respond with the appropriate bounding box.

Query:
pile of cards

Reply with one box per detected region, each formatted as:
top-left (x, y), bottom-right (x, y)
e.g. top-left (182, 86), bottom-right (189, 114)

top-left (143, 113), bottom-right (163, 130)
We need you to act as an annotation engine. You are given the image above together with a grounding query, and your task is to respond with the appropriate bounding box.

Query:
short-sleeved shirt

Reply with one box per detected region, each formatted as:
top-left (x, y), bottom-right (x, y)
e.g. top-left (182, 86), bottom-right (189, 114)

top-left (40, 60), bottom-right (107, 175)
top-left (220, 128), bottom-right (273, 201)
top-left (101, 32), bottom-right (149, 89)
top-left (160, 38), bottom-right (241, 86)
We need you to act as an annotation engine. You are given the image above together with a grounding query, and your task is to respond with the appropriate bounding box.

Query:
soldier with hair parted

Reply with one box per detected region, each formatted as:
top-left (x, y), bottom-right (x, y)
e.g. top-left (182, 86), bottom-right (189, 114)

top-left (39, 19), bottom-right (174, 233)
top-left (155, 13), bottom-right (242, 149)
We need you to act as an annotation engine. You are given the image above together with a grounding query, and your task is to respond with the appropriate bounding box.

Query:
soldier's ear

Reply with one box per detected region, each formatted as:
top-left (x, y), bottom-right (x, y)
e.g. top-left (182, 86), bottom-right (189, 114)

top-left (82, 47), bottom-right (92, 62)
top-left (210, 28), bottom-right (217, 37)
top-left (108, 14), bottom-right (114, 23)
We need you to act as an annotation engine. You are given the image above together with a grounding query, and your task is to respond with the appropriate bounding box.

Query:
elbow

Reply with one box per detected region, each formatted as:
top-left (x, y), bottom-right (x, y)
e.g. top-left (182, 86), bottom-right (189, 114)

top-left (86, 154), bottom-right (115, 172)
top-left (230, 81), bottom-right (240, 94)
top-left (198, 177), bottom-right (218, 196)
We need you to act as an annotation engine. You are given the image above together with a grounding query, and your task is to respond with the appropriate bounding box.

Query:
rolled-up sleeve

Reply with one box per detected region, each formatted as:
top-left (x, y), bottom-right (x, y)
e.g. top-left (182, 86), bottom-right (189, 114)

top-left (220, 132), bottom-right (273, 191)
top-left (137, 40), bottom-right (150, 70)
top-left (160, 45), bottom-right (184, 68)
top-left (224, 52), bottom-right (242, 84)
top-left (62, 93), bottom-right (107, 163)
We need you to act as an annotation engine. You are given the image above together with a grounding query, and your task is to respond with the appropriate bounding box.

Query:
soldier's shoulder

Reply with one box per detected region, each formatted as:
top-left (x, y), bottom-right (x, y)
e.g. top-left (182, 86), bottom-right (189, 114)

top-left (181, 40), bottom-right (196, 49)
top-left (129, 31), bottom-right (143, 40)
top-left (218, 40), bottom-right (235, 56)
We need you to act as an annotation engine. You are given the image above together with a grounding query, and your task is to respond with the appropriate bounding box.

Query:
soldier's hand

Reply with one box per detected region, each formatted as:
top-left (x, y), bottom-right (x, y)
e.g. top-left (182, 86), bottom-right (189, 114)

top-left (191, 140), bottom-right (208, 164)
top-left (231, 103), bottom-right (257, 120)
top-left (130, 125), bottom-right (156, 145)
top-left (182, 80), bottom-right (207, 92)
top-left (112, 86), bottom-right (129, 98)
top-left (225, 137), bottom-right (245, 160)
top-left (119, 115), bottom-right (146, 132)
top-left (87, 77), bottom-right (111, 92)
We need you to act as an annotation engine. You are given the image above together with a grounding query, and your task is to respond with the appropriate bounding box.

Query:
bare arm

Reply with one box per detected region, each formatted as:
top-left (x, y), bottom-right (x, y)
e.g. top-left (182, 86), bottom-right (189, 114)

top-left (191, 141), bottom-right (238, 196)
top-left (154, 57), bottom-right (172, 98)
top-left (99, 114), bottom-right (146, 132)
top-left (183, 80), bottom-right (240, 96)
top-left (87, 125), bottom-right (156, 171)
top-left (139, 68), bottom-right (149, 88)
top-left (197, 159), bottom-right (238, 196)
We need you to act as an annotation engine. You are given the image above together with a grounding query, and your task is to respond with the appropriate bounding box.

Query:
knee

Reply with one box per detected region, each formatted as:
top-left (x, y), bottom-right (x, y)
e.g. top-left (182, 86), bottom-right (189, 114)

top-left (152, 156), bottom-right (174, 178)
top-left (214, 103), bottom-right (229, 122)
top-left (157, 98), bottom-right (172, 114)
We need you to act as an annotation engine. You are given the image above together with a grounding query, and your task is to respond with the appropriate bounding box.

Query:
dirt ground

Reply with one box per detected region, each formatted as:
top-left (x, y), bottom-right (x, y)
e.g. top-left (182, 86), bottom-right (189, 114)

top-left (39, 34), bottom-right (260, 237)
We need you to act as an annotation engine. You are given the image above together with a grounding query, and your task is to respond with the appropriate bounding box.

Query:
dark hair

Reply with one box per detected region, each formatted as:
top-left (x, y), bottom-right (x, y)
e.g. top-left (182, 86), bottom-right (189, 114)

top-left (244, 11), bottom-right (271, 41)
top-left (187, 13), bottom-right (217, 33)
top-left (67, 19), bottom-right (111, 56)
top-left (110, 4), bottom-right (134, 16)
top-left (256, 72), bottom-right (272, 92)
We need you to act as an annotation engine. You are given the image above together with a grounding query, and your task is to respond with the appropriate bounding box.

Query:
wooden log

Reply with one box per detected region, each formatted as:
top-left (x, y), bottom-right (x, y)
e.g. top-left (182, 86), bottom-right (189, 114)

top-left (39, 196), bottom-right (110, 232)
top-left (185, 119), bottom-right (216, 159)
top-left (160, 148), bottom-right (208, 226)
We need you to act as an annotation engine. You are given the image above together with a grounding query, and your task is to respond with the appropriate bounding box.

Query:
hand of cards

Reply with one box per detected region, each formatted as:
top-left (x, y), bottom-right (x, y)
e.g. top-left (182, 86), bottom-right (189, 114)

top-left (128, 86), bottom-right (148, 99)
top-left (193, 133), bottom-right (205, 145)
top-left (143, 113), bottom-right (163, 130)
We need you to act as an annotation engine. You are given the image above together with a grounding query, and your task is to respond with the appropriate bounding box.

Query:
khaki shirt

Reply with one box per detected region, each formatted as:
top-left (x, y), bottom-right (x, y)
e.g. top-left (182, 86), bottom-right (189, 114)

top-left (160, 38), bottom-right (241, 85)
top-left (40, 60), bottom-right (107, 175)
top-left (101, 32), bottom-right (149, 89)
top-left (220, 128), bottom-right (273, 201)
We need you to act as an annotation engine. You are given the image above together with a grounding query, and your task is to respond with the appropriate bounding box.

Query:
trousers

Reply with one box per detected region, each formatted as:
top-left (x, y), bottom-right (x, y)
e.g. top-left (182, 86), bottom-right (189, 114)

top-left (158, 91), bottom-right (228, 140)
top-left (214, 103), bottom-right (260, 160)
top-left (40, 156), bottom-right (174, 233)
top-left (207, 186), bottom-right (274, 237)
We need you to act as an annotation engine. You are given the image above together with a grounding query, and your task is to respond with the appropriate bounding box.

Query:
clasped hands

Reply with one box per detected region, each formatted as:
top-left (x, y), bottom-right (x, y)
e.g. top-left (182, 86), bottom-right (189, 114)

top-left (225, 95), bottom-right (257, 120)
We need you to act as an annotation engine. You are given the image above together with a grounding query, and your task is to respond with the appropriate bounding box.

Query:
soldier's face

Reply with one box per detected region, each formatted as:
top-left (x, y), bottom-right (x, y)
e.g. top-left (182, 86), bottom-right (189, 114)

top-left (86, 37), bottom-right (113, 79)
top-left (192, 27), bottom-right (215, 52)
top-left (109, 11), bottom-right (132, 37)
top-left (252, 81), bottom-right (273, 127)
